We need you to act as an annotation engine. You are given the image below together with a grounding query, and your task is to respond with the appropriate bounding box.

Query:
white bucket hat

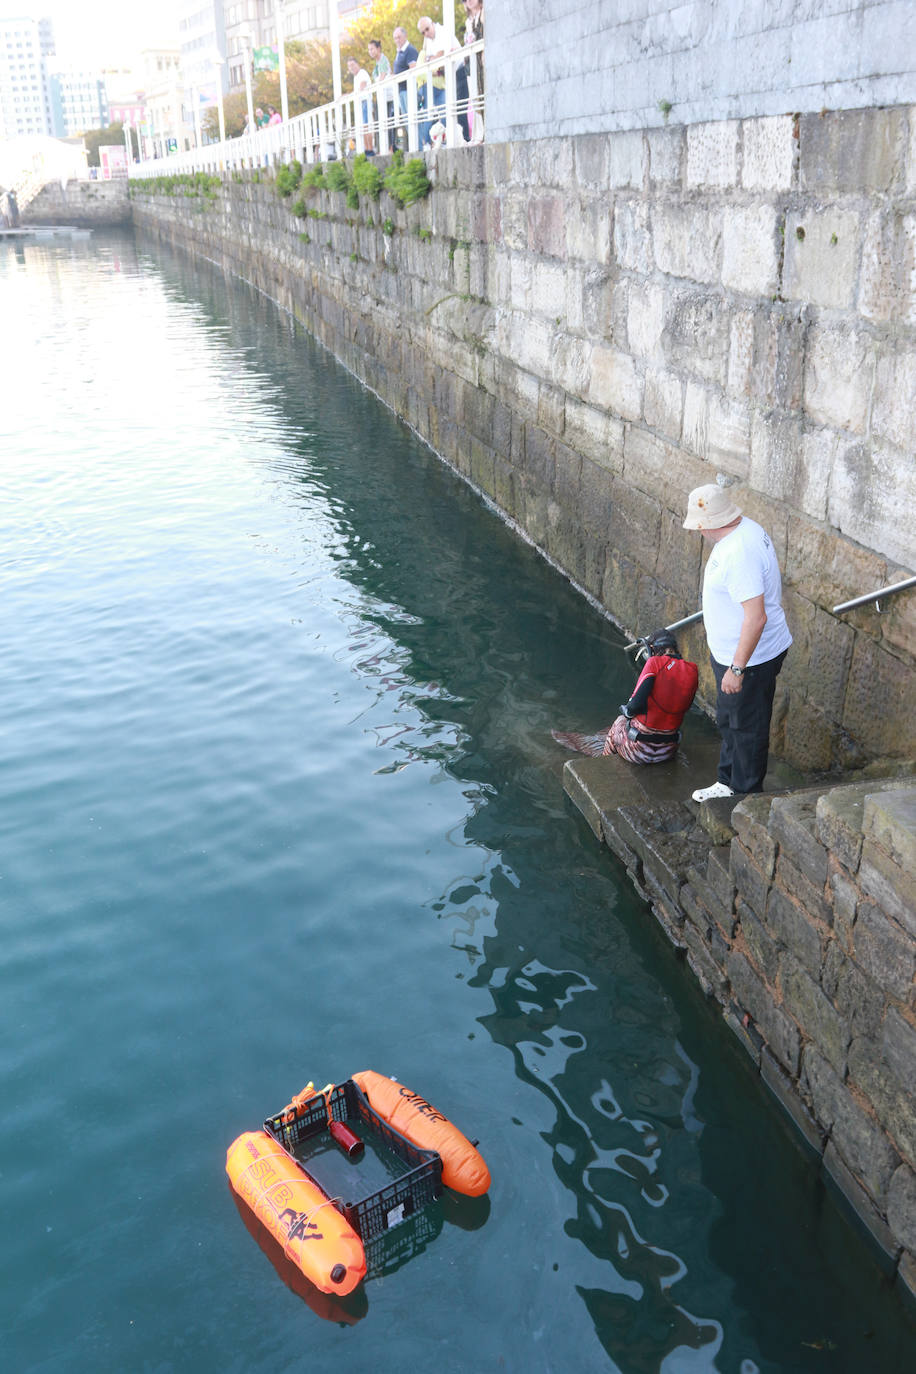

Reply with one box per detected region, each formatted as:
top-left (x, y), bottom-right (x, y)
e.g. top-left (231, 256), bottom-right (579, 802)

top-left (683, 483), bottom-right (743, 531)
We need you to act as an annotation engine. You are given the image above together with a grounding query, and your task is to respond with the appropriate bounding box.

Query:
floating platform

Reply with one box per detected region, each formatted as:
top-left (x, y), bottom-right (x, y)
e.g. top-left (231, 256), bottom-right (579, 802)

top-left (1, 225), bottom-right (93, 241)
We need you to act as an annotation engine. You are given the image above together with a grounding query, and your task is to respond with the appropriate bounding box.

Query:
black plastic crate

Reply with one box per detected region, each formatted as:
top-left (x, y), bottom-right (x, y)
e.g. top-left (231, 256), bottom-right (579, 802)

top-left (264, 1079), bottom-right (442, 1244)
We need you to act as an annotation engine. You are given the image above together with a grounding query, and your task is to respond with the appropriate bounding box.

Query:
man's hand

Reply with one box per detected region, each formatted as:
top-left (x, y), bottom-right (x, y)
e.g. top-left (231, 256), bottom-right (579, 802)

top-left (721, 668), bottom-right (744, 695)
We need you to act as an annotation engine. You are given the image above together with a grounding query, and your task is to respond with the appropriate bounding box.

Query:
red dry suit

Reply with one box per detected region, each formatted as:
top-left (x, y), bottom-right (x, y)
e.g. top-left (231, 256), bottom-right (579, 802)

top-left (626, 653), bottom-right (698, 734)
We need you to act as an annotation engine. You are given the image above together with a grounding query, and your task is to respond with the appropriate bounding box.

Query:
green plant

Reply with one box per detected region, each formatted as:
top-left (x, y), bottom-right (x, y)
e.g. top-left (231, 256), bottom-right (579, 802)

top-left (275, 164), bottom-right (298, 197)
top-left (325, 160), bottom-right (351, 193)
top-left (796, 226), bottom-right (806, 241)
top-left (350, 250), bottom-right (358, 261)
top-left (352, 153), bottom-right (383, 201)
top-left (252, 169), bottom-right (260, 182)
top-left (299, 232), bottom-right (311, 243)
top-left (382, 216), bottom-right (395, 235)
top-left (291, 197), bottom-right (307, 218)
top-left (383, 150), bottom-right (431, 206)
top-left (657, 98), bottom-right (672, 120)
top-left (288, 159), bottom-right (302, 180)
top-left (346, 184), bottom-right (360, 210)
top-left (301, 164), bottom-right (326, 189)
top-left (417, 226), bottom-right (432, 242)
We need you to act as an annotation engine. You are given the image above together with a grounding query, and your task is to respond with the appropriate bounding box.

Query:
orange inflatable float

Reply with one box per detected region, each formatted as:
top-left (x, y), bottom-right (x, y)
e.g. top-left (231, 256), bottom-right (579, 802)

top-left (351, 1070), bottom-right (491, 1197)
top-left (227, 1072), bottom-right (490, 1297)
top-left (226, 1130), bottom-right (366, 1295)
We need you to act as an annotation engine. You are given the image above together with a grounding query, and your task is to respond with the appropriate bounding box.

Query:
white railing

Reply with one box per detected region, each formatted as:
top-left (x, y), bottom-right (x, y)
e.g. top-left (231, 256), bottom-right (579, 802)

top-left (130, 41), bottom-right (484, 180)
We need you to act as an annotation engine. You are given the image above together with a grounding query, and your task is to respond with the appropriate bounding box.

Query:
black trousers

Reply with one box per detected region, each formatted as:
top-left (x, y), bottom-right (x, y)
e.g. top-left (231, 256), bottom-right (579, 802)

top-left (711, 650), bottom-right (787, 793)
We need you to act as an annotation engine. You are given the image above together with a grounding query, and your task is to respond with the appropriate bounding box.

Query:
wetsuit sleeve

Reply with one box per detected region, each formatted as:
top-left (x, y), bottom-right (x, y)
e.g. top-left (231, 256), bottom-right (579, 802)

top-left (625, 673), bottom-right (655, 717)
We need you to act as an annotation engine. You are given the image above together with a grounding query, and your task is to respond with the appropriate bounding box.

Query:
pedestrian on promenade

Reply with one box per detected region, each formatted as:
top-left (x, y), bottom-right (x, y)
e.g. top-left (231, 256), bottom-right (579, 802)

top-left (683, 484), bottom-right (792, 800)
top-left (463, 0), bottom-right (484, 142)
top-left (552, 629), bottom-right (698, 763)
top-left (392, 25), bottom-right (418, 125)
top-left (347, 56), bottom-right (374, 153)
top-left (268, 105), bottom-right (282, 125)
top-left (368, 39), bottom-right (391, 142)
top-left (417, 15), bottom-right (469, 145)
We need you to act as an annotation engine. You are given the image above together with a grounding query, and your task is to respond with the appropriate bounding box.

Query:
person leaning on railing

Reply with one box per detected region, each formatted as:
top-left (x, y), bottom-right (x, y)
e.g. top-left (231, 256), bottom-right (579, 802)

top-left (463, 0), bottom-right (484, 143)
top-left (417, 15), bottom-right (470, 145)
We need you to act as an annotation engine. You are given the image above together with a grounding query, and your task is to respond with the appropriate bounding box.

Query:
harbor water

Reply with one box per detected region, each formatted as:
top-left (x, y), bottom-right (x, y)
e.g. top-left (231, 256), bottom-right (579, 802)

top-left (1, 231), bottom-right (913, 1372)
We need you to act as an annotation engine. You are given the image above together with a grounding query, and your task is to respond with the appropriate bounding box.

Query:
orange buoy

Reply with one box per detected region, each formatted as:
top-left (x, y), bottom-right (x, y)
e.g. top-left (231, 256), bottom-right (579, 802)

top-left (352, 1070), bottom-right (491, 1197)
top-left (226, 1130), bottom-right (366, 1295)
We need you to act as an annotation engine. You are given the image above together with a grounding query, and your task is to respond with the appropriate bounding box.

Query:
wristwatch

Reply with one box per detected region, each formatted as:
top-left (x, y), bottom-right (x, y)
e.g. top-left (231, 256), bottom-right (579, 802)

top-left (729, 664), bottom-right (746, 676)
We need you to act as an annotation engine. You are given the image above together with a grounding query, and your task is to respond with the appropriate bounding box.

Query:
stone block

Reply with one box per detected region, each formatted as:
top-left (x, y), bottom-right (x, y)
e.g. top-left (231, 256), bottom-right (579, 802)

top-left (782, 208), bottom-right (860, 310)
top-left (828, 438), bottom-right (916, 580)
top-left (731, 839), bottom-right (772, 921)
top-left (829, 868), bottom-right (858, 946)
top-left (842, 634), bottom-right (916, 768)
top-left (731, 795), bottom-right (777, 878)
top-left (627, 282), bottom-right (666, 361)
top-left (685, 927), bottom-right (729, 1000)
top-left (613, 198), bottom-right (653, 274)
top-left (566, 199), bottom-right (612, 266)
top-left (695, 794), bottom-right (744, 847)
top-left (761, 1048), bottom-right (826, 1156)
top-left (799, 107), bottom-right (906, 196)
top-left (859, 210), bottom-right (916, 326)
top-left (578, 455), bottom-right (614, 539)
top-left (527, 194), bottom-right (567, 258)
top-left (652, 204), bottom-right (722, 286)
top-left (742, 115), bottom-right (796, 192)
top-left (782, 953), bottom-right (849, 1074)
top-left (643, 368), bottom-right (683, 440)
top-left (766, 883), bottom-right (825, 977)
top-left (614, 802), bottom-right (707, 906)
top-left (725, 1006), bottom-right (763, 1066)
top-left (727, 310), bottom-right (754, 398)
top-left (608, 129), bottom-right (647, 189)
top-left (853, 901), bottom-right (916, 1002)
top-left (769, 792), bottom-right (828, 888)
top-left (817, 780), bottom-right (905, 875)
top-left (654, 509), bottom-right (702, 605)
top-left (727, 949), bottom-right (800, 1074)
top-left (883, 1008), bottom-right (916, 1098)
top-left (607, 477), bottom-right (661, 563)
top-left (848, 1034), bottom-right (916, 1166)
top-left (686, 120), bottom-right (739, 189)
top-left (888, 1164), bottom-right (916, 1254)
top-left (864, 789), bottom-right (916, 873)
top-left (707, 844), bottom-right (736, 908)
top-left (563, 398), bottom-right (618, 471)
top-left (574, 133), bottom-right (610, 191)
top-left (684, 864), bottom-right (736, 939)
top-left (834, 955), bottom-right (887, 1044)
top-left (750, 305), bottom-right (806, 412)
top-left (803, 324), bottom-right (873, 433)
top-left (647, 126), bottom-right (683, 186)
top-left (774, 851), bottom-right (832, 929)
top-left (586, 346), bottom-right (642, 421)
top-left (802, 1046), bottom-right (900, 1203)
top-left (739, 899), bottom-right (779, 982)
top-left (872, 348), bottom-right (916, 452)
top-left (663, 292), bottom-right (730, 386)
top-left (822, 1142), bottom-right (901, 1267)
top-left (722, 203), bottom-right (780, 296)
top-left (581, 267), bottom-right (617, 340)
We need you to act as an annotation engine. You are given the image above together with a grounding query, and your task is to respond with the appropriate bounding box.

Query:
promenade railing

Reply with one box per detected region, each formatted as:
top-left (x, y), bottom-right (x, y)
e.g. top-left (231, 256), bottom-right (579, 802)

top-left (130, 42), bottom-right (484, 181)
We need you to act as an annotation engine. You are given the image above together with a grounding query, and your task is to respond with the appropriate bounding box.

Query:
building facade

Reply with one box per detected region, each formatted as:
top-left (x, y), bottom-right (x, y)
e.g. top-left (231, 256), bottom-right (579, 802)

top-left (48, 66), bottom-right (109, 137)
top-left (0, 14), bottom-right (54, 139)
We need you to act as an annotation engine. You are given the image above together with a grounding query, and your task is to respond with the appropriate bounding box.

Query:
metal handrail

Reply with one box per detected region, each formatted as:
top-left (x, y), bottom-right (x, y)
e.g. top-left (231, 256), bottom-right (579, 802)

top-left (623, 609), bottom-right (704, 652)
top-left (833, 575), bottom-right (916, 615)
top-left (129, 41), bottom-right (484, 180)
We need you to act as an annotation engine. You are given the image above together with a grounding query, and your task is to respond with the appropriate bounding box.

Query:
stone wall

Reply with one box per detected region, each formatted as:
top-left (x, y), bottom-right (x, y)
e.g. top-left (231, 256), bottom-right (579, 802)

top-left (487, 1), bottom-right (916, 142)
top-left (130, 106), bottom-right (916, 774)
top-left (563, 753), bottom-right (916, 1300)
top-left (24, 178), bottom-right (131, 226)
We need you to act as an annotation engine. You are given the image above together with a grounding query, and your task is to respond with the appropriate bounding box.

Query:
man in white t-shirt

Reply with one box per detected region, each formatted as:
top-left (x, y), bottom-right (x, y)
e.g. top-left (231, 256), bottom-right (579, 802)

top-left (683, 484), bottom-right (792, 800)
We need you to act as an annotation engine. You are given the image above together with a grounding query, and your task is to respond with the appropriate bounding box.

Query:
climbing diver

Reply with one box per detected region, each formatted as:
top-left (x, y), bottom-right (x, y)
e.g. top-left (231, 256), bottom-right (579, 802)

top-left (552, 628), bottom-right (699, 763)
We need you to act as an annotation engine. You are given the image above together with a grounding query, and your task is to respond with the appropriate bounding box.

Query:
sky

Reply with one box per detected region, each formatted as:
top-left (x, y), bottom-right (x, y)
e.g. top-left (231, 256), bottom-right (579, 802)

top-left (8, 1), bottom-right (181, 66)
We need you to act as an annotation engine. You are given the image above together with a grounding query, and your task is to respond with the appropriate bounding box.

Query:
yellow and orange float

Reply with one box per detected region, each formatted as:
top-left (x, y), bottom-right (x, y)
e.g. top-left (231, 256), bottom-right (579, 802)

top-left (226, 1072), bottom-right (490, 1296)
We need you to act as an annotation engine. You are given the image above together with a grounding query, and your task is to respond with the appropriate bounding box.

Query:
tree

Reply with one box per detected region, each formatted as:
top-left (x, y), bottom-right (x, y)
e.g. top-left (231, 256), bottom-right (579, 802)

top-left (83, 123), bottom-right (125, 167)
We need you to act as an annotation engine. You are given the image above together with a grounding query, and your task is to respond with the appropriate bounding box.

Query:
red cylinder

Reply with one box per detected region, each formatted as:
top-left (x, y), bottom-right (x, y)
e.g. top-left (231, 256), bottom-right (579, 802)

top-left (329, 1119), bottom-right (364, 1160)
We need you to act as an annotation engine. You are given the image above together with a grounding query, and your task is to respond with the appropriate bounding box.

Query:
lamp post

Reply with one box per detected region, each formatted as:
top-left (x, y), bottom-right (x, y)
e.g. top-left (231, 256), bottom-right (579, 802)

top-left (210, 52), bottom-right (227, 148)
top-left (241, 29), bottom-right (256, 138)
top-left (191, 85), bottom-right (202, 148)
top-left (329, 0), bottom-right (342, 104)
top-left (275, 0), bottom-right (289, 125)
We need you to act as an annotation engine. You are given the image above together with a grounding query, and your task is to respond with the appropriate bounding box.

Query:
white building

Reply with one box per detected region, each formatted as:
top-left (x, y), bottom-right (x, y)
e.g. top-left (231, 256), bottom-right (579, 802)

top-left (141, 48), bottom-right (183, 158)
top-left (47, 63), bottom-right (108, 137)
top-left (0, 14), bottom-right (54, 140)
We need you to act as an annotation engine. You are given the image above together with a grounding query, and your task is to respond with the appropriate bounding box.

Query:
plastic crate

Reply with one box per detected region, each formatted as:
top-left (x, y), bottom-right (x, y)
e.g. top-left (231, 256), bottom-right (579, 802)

top-left (264, 1078), bottom-right (443, 1244)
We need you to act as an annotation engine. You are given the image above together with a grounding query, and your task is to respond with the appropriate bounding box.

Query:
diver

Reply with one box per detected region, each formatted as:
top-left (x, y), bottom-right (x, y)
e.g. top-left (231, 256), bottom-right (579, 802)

top-left (552, 628), bottom-right (698, 762)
